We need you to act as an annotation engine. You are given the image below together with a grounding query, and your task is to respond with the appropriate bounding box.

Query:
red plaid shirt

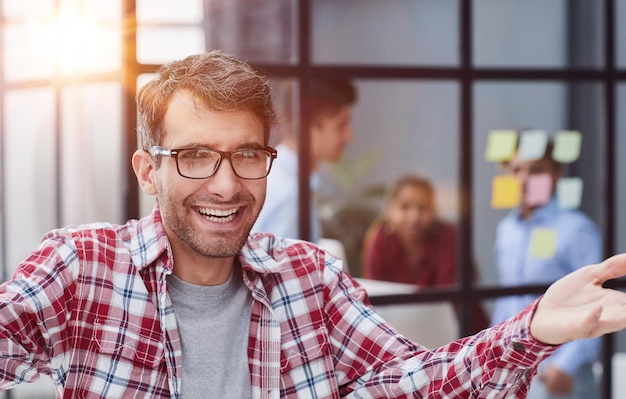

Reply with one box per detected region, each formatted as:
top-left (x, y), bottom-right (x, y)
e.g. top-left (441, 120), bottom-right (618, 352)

top-left (0, 206), bottom-right (556, 398)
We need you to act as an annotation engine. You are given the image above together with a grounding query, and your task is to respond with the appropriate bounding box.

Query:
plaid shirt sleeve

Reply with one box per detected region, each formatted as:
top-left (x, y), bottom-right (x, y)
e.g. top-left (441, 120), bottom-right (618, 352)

top-left (328, 270), bottom-right (554, 398)
top-left (247, 236), bottom-right (558, 399)
top-left (0, 220), bottom-right (173, 398)
top-left (0, 231), bottom-right (81, 389)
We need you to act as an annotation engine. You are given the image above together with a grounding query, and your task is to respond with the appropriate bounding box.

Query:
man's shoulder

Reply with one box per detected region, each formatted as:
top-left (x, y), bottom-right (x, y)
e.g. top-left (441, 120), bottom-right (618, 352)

top-left (244, 233), bottom-right (331, 274)
top-left (247, 232), bottom-right (321, 258)
top-left (43, 220), bottom-right (130, 242)
top-left (555, 209), bottom-right (601, 239)
top-left (41, 213), bottom-right (164, 265)
top-left (496, 210), bottom-right (519, 228)
top-left (558, 207), bottom-right (597, 223)
top-left (537, 203), bottom-right (596, 230)
top-left (266, 162), bottom-right (298, 190)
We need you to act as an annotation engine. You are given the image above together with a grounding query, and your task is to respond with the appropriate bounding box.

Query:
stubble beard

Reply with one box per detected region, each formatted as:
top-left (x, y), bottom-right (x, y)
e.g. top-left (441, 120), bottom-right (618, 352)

top-left (161, 196), bottom-right (261, 259)
top-left (175, 222), bottom-right (249, 258)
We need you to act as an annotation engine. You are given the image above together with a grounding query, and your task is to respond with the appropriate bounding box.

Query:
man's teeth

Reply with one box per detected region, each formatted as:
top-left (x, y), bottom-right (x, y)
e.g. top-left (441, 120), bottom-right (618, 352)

top-left (198, 207), bottom-right (238, 222)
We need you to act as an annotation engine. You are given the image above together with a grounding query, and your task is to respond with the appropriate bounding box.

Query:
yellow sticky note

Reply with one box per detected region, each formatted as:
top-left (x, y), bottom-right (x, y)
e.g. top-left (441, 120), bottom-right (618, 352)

top-left (552, 130), bottom-right (582, 163)
top-left (529, 228), bottom-right (557, 259)
top-left (491, 175), bottom-right (521, 209)
top-left (485, 130), bottom-right (518, 162)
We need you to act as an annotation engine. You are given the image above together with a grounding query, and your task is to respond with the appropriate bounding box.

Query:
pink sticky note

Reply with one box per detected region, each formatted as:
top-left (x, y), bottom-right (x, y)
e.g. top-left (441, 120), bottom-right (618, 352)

top-left (524, 173), bottom-right (553, 207)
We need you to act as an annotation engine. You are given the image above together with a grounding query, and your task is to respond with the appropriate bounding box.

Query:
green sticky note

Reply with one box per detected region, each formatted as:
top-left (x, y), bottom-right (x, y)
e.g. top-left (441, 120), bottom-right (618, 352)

top-left (552, 130), bottom-right (582, 163)
top-left (529, 228), bottom-right (557, 259)
top-left (491, 175), bottom-right (521, 209)
top-left (485, 130), bottom-right (518, 162)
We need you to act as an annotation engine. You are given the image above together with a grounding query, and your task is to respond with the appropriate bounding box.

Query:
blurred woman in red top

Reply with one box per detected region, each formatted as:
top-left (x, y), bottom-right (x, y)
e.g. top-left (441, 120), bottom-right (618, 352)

top-left (362, 174), bottom-right (489, 334)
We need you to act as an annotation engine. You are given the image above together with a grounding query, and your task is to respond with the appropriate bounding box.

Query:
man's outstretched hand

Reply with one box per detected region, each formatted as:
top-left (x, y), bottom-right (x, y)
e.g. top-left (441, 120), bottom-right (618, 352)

top-left (530, 253), bottom-right (626, 345)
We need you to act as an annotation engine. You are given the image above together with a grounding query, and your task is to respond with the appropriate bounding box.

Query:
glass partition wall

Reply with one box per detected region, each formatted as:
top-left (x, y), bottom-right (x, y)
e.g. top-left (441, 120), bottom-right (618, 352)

top-left (1, 1), bottom-right (625, 398)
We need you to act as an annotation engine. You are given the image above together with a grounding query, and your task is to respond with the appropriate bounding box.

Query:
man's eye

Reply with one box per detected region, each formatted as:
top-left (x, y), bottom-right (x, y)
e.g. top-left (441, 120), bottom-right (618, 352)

top-left (234, 150), bottom-right (263, 161)
top-left (182, 149), bottom-right (210, 159)
top-left (241, 150), bottom-right (260, 159)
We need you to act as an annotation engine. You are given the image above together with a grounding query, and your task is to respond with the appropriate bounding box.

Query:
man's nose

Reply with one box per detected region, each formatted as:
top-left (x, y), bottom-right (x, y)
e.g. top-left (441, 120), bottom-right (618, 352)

top-left (203, 158), bottom-right (241, 198)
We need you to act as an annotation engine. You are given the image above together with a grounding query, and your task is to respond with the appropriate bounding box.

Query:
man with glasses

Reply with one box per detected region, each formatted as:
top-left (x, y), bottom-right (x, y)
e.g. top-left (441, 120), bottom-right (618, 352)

top-left (1, 50), bottom-right (626, 398)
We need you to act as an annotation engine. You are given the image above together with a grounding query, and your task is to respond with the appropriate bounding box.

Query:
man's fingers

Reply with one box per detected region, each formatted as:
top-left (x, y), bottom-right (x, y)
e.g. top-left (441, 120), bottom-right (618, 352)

top-left (590, 253), bottom-right (626, 284)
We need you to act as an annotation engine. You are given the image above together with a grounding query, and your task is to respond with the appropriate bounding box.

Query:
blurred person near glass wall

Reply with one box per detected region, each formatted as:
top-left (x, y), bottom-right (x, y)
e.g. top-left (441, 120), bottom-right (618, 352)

top-left (491, 134), bottom-right (602, 399)
top-left (252, 78), bottom-right (357, 243)
top-left (362, 173), bottom-right (489, 335)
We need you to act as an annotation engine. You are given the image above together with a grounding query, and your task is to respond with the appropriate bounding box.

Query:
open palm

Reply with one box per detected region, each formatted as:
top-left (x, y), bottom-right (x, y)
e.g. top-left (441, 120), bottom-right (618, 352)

top-left (530, 253), bottom-right (626, 345)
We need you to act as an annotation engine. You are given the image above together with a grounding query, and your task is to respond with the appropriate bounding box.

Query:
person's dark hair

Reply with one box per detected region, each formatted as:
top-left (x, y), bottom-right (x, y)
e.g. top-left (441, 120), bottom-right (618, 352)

top-left (136, 49), bottom-right (278, 151)
top-left (304, 78), bottom-right (357, 126)
top-left (381, 173), bottom-right (441, 231)
top-left (387, 174), bottom-right (435, 204)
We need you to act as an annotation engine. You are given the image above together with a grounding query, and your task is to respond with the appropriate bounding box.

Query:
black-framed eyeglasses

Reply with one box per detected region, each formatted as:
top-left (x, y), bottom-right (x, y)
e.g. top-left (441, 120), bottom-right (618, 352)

top-left (149, 146), bottom-right (278, 180)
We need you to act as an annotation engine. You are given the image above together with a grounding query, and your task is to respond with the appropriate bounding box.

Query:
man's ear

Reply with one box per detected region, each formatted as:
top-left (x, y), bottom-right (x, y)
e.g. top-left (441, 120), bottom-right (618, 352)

top-left (132, 150), bottom-right (157, 195)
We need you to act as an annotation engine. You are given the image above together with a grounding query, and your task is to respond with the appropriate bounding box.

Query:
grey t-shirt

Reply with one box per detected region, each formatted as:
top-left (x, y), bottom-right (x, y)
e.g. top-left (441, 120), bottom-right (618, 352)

top-left (167, 265), bottom-right (253, 398)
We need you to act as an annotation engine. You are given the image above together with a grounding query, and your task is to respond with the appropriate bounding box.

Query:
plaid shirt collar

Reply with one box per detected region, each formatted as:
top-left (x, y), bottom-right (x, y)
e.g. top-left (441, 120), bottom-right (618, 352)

top-left (136, 205), bottom-right (286, 277)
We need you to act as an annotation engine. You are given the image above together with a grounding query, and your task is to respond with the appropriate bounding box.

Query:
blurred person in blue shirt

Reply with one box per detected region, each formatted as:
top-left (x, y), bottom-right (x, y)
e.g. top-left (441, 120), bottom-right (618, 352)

top-left (491, 135), bottom-right (602, 399)
top-left (252, 78), bottom-right (357, 242)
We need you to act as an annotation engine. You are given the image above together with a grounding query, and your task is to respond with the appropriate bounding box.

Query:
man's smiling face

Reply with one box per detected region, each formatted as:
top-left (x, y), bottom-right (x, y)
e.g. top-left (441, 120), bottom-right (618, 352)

top-left (152, 90), bottom-right (267, 259)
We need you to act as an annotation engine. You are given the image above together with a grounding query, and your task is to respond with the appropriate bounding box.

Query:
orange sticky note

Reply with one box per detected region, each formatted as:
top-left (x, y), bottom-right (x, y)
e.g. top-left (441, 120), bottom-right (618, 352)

top-left (552, 130), bottom-right (582, 163)
top-left (491, 175), bottom-right (521, 209)
top-left (524, 173), bottom-right (553, 207)
top-left (529, 228), bottom-right (557, 259)
top-left (557, 177), bottom-right (583, 209)
top-left (485, 130), bottom-right (518, 162)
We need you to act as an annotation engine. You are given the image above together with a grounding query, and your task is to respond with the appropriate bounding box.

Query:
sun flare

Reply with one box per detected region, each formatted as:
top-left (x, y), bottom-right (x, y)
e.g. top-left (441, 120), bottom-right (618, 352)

top-left (40, 12), bottom-right (114, 75)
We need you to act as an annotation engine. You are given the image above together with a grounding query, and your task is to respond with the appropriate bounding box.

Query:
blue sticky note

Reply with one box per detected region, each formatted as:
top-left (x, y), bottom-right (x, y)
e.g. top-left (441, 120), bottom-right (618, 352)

top-left (517, 129), bottom-right (548, 161)
top-left (557, 177), bottom-right (583, 209)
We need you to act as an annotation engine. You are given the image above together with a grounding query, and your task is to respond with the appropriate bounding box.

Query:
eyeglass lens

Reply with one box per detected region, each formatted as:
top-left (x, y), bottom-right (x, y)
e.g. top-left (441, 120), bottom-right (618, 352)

top-left (176, 148), bottom-right (271, 179)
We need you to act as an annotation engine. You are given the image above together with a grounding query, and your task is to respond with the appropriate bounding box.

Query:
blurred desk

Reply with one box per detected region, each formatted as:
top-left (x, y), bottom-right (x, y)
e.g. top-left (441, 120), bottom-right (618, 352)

top-left (355, 278), bottom-right (459, 349)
